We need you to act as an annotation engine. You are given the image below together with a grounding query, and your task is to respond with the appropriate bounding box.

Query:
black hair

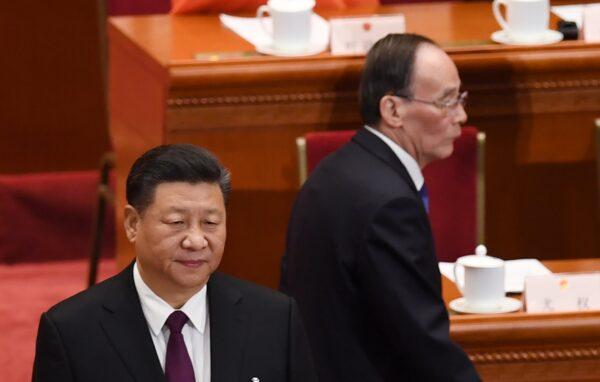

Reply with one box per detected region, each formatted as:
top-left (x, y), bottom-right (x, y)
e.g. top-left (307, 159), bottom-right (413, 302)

top-left (126, 144), bottom-right (231, 214)
top-left (359, 33), bottom-right (437, 126)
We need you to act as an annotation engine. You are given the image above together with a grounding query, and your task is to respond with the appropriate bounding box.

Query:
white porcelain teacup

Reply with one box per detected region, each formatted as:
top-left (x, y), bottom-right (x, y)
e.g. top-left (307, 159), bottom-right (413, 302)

top-left (492, 0), bottom-right (550, 42)
top-left (453, 254), bottom-right (505, 311)
top-left (256, 0), bottom-right (316, 52)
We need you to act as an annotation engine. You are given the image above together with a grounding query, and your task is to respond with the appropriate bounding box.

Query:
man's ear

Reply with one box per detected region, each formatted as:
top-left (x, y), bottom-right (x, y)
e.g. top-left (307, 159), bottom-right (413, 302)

top-left (124, 205), bottom-right (141, 243)
top-left (379, 95), bottom-right (405, 128)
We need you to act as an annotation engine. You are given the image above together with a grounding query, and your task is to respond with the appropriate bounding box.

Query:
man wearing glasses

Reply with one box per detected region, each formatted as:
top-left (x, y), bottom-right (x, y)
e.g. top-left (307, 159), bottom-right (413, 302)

top-left (281, 34), bottom-right (480, 381)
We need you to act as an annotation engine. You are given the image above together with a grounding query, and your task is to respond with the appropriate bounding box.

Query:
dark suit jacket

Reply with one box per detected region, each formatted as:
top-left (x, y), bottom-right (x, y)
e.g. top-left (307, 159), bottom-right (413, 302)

top-left (33, 263), bottom-right (316, 382)
top-left (281, 128), bottom-right (479, 381)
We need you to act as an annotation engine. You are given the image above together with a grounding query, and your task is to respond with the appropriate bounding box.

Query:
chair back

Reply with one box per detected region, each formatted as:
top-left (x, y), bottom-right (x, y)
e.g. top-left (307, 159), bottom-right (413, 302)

top-left (297, 127), bottom-right (484, 262)
top-left (0, 171), bottom-right (115, 264)
top-left (108, 0), bottom-right (171, 15)
top-left (423, 127), bottom-right (483, 261)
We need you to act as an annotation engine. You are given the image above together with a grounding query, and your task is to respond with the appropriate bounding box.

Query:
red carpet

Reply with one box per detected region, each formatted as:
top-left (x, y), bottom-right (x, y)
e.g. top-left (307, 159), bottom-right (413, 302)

top-left (0, 259), bottom-right (117, 382)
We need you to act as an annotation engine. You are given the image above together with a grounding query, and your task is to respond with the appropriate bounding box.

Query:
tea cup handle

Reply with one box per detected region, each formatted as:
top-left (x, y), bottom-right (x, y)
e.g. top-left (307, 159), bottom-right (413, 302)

top-left (492, 0), bottom-right (510, 31)
top-left (453, 262), bottom-right (465, 295)
top-left (256, 5), bottom-right (273, 37)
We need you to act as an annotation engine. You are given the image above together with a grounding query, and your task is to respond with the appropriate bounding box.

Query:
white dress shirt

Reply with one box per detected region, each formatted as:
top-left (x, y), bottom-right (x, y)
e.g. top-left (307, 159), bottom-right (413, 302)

top-left (364, 125), bottom-right (424, 191)
top-left (133, 262), bottom-right (211, 382)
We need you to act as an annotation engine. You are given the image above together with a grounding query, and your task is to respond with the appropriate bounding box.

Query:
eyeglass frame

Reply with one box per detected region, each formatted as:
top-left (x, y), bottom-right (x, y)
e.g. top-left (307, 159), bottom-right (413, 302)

top-left (393, 90), bottom-right (468, 115)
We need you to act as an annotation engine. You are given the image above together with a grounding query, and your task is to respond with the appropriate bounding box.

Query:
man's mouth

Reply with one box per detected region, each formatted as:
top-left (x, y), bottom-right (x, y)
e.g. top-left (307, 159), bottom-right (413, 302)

top-left (176, 259), bottom-right (207, 268)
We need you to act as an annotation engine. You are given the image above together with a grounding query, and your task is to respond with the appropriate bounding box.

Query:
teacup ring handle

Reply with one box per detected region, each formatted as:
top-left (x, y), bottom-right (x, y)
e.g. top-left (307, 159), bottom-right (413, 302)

top-left (453, 262), bottom-right (465, 295)
top-left (492, 0), bottom-right (510, 31)
top-left (256, 5), bottom-right (273, 37)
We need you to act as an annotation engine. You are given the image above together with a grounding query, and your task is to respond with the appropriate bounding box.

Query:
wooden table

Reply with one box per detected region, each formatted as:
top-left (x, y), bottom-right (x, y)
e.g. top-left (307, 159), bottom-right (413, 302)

top-left (108, 1), bottom-right (600, 287)
top-left (446, 258), bottom-right (600, 381)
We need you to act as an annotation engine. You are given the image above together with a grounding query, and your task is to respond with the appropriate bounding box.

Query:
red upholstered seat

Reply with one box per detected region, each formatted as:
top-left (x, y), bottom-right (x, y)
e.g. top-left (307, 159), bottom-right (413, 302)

top-left (108, 0), bottom-right (171, 15)
top-left (299, 127), bottom-right (482, 262)
top-left (106, 0), bottom-right (446, 17)
top-left (423, 127), bottom-right (479, 262)
top-left (0, 171), bottom-right (115, 264)
top-left (380, 0), bottom-right (451, 4)
top-left (171, 0), bottom-right (380, 14)
top-left (305, 130), bottom-right (357, 173)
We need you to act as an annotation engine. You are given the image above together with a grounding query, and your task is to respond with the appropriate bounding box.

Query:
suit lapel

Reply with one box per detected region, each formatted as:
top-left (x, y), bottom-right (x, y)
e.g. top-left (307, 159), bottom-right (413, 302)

top-left (208, 273), bottom-right (247, 382)
top-left (352, 127), bottom-right (419, 196)
top-left (99, 263), bottom-right (166, 382)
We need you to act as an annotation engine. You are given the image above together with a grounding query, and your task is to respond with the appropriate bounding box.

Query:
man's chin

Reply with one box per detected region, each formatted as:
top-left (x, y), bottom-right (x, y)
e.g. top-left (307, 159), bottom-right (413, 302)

top-left (171, 279), bottom-right (208, 296)
top-left (436, 145), bottom-right (454, 161)
top-left (171, 265), bottom-right (211, 288)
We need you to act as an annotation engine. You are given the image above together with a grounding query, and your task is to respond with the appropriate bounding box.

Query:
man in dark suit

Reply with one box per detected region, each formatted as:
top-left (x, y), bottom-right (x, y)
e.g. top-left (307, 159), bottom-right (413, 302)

top-left (281, 34), bottom-right (480, 381)
top-left (33, 144), bottom-right (316, 382)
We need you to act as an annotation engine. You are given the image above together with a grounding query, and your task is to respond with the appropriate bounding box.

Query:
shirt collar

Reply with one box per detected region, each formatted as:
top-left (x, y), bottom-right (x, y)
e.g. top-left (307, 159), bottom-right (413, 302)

top-left (364, 125), bottom-right (424, 190)
top-left (133, 262), bottom-right (208, 336)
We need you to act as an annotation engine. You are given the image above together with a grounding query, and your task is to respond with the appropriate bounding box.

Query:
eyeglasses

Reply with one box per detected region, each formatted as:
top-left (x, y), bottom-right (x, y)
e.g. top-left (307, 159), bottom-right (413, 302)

top-left (395, 91), bottom-right (468, 116)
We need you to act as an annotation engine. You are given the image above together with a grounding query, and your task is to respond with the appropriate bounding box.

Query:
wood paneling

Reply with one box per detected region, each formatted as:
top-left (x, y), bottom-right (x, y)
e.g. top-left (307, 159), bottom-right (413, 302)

top-left (0, 1), bottom-right (110, 173)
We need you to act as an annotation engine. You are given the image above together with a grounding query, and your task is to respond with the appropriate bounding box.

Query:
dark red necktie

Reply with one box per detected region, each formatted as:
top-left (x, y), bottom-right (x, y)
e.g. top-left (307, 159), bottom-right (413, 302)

top-left (165, 311), bottom-right (196, 382)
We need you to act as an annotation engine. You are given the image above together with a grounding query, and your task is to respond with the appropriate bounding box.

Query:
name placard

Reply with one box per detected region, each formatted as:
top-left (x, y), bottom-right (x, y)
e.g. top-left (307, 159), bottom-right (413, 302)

top-left (329, 14), bottom-right (406, 55)
top-left (524, 272), bottom-right (600, 313)
top-left (583, 4), bottom-right (600, 42)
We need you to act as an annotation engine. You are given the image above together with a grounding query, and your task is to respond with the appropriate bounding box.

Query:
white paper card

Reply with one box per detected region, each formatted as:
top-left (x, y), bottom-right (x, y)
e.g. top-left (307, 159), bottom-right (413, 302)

top-left (551, 4), bottom-right (585, 28)
top-left (583, 4), bottom-right (600, 42)
top-left (220, 13), bottom-right (330, 50)
top-left (552, 3), bottom-right (600, 29)
top-left (525, 273), bottom-right (600, 313)
top-left (439, 259), bottom-right (552, 293)
top-left (329, 14), bottom-right (405, 55)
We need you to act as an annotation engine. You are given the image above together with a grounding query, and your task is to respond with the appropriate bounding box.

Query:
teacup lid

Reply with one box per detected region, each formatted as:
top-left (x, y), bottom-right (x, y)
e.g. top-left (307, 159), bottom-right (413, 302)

top-left (475, 244), bottom-right (487, 256)
top-left (456, 251), bottom-right (503, 268)
top-left (268, 0), bottom-right (316, 12)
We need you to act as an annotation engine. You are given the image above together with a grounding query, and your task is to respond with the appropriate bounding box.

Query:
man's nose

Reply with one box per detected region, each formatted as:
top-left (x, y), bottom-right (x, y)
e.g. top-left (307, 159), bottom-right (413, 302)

top-left (455, 103), bottom-right (467, 125)
top-left (181, 227), bottom-right (208, 250)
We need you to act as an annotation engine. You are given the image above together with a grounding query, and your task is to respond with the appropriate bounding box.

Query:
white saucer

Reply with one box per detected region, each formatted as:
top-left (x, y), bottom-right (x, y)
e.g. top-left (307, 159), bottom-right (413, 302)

top-left (449, 297), bottom-right (522, 314)
top-left (255, 43), bottom-right (327, 57)
top-left (491, 30), bottom-right (563, 46)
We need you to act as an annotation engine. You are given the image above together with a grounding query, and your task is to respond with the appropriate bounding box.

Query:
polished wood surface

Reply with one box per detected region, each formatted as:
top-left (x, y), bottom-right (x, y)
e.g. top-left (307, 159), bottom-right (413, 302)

top-left (445, 259), bottom-right (600, 381)
top-left (0, 1), bottom-right (110, 173)
top-left (109, 1), bottom-right (600, 288)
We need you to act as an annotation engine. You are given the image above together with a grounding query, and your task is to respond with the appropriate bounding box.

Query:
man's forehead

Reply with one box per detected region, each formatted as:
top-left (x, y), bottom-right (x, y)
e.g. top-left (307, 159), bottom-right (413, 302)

top-left (163, 204), bottom-right (223, 213)
top-left (152, 181), bottom-right (225, 206)
top-left (411, 44), bottom-right (460, 94)
top-left (154, 181), bottom-right (220, 192)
